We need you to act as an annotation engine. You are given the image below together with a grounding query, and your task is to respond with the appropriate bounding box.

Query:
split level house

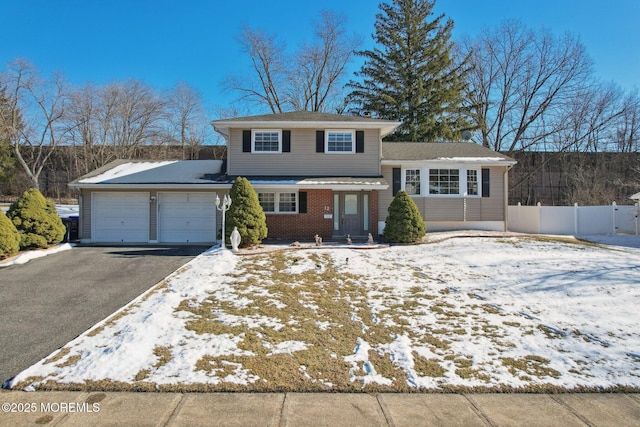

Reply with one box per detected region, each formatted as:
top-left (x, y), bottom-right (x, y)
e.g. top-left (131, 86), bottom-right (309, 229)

top-left (69, 111), bottom-right (516, 244)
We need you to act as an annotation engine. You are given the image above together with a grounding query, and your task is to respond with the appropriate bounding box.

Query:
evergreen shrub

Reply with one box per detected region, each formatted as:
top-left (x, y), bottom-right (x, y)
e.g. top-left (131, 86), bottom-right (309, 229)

top-left (383, 190), bottom-right (426, 243)
top-left (225, 177), bottom-right (268, 247)
top-left (0, 211), bottom-right (20, 259)
top-left (7, 188), bottom-right (66, 250)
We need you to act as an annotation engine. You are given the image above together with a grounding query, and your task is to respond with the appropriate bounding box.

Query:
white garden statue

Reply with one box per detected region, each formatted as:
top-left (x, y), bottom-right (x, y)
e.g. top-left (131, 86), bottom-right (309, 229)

top-left (230, 226), bottom-right (241, 252)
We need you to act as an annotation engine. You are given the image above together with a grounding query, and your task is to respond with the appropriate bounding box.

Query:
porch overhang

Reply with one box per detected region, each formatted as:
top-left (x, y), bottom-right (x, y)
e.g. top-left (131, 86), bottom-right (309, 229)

top-left (244, 177), bottom-right (389, 191)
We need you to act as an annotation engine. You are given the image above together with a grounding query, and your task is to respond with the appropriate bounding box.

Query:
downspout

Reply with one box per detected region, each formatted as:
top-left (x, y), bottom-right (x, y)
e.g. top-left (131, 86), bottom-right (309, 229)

top-left (504, 165), bottom-right (514, 232)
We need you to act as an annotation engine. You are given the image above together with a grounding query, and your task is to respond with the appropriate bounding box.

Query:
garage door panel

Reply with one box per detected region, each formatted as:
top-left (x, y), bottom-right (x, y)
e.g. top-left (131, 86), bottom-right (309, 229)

top-left (159, 192), bottom-right (216, 243)
top-left (93, 193), bottom-right (150, 243)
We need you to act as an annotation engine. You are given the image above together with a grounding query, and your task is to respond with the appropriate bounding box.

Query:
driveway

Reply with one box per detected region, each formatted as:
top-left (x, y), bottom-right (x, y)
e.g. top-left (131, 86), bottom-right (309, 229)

top-left (0, 245), bottom-right (208, 385)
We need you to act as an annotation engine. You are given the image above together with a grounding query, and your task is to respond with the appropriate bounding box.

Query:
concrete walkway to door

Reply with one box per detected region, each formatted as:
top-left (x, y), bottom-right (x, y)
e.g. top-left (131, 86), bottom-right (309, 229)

top-left (0, 245), bottom-right (207, 385)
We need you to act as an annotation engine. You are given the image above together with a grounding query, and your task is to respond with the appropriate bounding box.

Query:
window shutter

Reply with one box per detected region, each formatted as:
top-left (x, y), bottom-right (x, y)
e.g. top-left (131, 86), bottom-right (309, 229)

top-left (316, 131), bottom-right (325, 153)
top-left (482, 168), bottom-right (490, 197)
top-left (282, 130), bottom-right (291, 153)
top-left (242, 130), bottom-right (251, 153)
top-left (355, 131), bottom-right (364, 153)
top-left (298, 191), bottom-right (307, 213)
top-left (392, 168), bottom-right (401, 196)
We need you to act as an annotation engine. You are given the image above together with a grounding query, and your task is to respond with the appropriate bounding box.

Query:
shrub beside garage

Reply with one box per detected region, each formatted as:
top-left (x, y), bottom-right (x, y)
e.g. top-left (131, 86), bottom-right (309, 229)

top-left (6, 188), bottom-right (66, 250)
top-left (0, 210), bottom-right (20, 259)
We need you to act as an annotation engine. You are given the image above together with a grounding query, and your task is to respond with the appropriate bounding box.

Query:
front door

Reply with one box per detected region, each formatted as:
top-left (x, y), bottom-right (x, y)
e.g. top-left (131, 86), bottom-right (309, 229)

top-left (334, 192), bottom-right (369, 238)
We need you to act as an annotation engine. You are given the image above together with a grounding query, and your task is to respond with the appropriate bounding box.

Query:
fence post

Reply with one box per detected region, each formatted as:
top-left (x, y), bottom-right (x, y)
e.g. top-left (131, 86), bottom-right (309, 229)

top-left (537, 202), bottom-right (542, 234)
top-left (612, 201), bottom-right (617, 235)
top-left (574, 202), bottom-right (579, 235)
top-left (636, 203), bottom-right (639, 236)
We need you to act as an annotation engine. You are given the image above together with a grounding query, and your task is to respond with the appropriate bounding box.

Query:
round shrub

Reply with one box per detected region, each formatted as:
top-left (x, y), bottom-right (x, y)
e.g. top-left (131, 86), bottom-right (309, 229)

top-left (383, 190), bottom-right (426, 243)
top-left (0, 211), bottom-right (20, 259)
top-left (225, 177), bottom-right (267, 247)
top-left (7, 188), bottom-right (66, 249)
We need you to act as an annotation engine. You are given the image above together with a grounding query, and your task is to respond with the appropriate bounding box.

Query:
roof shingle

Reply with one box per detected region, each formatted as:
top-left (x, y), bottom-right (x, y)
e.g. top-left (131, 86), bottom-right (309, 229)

top-left (382, 142), bottom-right (515, 162)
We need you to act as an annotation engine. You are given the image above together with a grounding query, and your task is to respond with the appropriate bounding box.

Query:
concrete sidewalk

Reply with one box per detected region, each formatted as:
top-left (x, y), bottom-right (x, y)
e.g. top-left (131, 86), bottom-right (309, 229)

top-left (1, 391), bottom-right (639, 426)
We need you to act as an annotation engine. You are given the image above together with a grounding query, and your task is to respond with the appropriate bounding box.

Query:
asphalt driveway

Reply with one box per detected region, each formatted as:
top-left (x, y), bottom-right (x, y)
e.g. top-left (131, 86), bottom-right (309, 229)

top-left (0, 245), bottom-right (208, 385)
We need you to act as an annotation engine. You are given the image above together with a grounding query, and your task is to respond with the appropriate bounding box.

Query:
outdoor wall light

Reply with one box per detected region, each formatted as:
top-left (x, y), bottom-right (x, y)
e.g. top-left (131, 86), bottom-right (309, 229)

top-left (149, 196), bottom-right (157, 203)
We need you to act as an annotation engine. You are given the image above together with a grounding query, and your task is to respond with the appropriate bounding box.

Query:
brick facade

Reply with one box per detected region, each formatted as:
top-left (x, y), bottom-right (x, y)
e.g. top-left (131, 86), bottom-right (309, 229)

top-left (265, 189), bottom-right (333, 241)
top-left (265, 189), bottom-right (379, 242)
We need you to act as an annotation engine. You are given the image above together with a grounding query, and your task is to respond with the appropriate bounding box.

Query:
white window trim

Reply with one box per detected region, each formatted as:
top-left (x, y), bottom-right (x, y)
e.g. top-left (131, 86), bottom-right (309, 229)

top-left (401, 166), bottom-right (482, 198)
top-left (258, 191), bottom-right (298, 214)
top-left (325, 129), bottom-right (355, 154)
top-left (252, 129), bottom-right (282, 153)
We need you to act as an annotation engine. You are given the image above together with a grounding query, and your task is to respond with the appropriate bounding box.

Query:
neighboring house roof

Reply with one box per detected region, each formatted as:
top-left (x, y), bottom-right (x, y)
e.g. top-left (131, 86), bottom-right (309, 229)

top-left (212, 111), bottom-right (401, 138)
top-left (69, 160), bottom-right (225, 189)
top-left (382, 142), bottom-right (517, 165)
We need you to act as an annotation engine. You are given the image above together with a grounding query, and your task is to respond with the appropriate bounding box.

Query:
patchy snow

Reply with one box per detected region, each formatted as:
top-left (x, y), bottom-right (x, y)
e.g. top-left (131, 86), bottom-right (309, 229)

top-left (6, 235), bottom-right (640, 391)
top-left (1, 204), bottom-right (78, 217)
top-left (0, 244), bottom-right (74, 268)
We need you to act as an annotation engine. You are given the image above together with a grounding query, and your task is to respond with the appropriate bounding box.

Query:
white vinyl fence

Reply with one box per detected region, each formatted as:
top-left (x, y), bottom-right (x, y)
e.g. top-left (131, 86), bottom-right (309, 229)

top-left (508, 202), bottom-right (639, 235)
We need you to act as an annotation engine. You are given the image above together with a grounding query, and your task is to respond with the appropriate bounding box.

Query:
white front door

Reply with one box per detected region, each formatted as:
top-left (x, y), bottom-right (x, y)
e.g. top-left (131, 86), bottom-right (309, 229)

top-left (158, 192), bottom-right (216, 243)
top-left (93, 193), bottom-right (150, 243)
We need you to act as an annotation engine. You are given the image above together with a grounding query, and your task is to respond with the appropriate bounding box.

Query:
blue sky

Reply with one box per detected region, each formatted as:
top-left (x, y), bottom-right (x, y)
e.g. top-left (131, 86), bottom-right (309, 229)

top-left (2, 0), bottom-right (638, 116)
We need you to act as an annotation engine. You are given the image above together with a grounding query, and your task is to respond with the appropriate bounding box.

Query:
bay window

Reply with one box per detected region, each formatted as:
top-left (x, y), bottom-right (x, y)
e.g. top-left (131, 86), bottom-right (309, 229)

top-left (405, 169), bottom-right (421, 195)
top-left (400, 167), bottom-right (483, 196)
top-left (429, 169), bottom-right (460, 195)
top-left (466, 169), bottom-right (478, 196)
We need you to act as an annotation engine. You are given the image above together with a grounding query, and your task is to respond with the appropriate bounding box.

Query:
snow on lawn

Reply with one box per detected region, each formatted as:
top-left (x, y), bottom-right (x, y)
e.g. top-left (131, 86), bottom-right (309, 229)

top-left (6, 235), bottom-right (640, 392)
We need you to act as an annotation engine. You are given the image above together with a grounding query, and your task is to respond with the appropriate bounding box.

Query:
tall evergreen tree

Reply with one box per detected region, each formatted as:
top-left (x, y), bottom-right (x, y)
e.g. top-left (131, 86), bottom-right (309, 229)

top-left (347, 0), bottom-right (473, 141)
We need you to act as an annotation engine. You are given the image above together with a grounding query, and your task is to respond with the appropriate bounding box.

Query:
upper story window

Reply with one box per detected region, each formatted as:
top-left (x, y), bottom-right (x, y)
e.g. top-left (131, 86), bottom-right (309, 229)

top-left (405, 169), bottom-right (421, 195)
top-left (325, 130), bottom-right (355, 153)
top-left (252, 130), bottom-right (281, 153)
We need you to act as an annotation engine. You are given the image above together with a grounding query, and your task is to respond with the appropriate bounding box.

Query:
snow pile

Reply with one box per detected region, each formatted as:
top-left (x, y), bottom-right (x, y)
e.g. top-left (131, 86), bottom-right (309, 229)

top-left (0, 244), bottom-right (74, 268)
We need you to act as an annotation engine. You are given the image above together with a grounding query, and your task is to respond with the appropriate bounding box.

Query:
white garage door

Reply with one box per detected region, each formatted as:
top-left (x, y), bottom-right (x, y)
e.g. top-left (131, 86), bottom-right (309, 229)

top-left (158, 192), bottom-right (216, 243)
top-left (93, 193), bottom-right (150, 243)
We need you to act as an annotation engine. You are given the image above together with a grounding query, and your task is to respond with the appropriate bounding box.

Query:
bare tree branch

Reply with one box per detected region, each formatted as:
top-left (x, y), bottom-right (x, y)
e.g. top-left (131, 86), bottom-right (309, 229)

top-left (3, 59), bottom-right (71, 189)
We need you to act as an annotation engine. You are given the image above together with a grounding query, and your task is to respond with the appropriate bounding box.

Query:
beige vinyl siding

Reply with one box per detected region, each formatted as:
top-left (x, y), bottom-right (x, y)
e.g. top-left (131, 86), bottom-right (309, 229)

top-left (480, 166), bottom-right (505, 221)
top-left (379, 165), bottom-right (506, 222)
top-left (80, 189), bottom-right (92, 240)
top-left (228, 128), bottom-right (381, 176)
